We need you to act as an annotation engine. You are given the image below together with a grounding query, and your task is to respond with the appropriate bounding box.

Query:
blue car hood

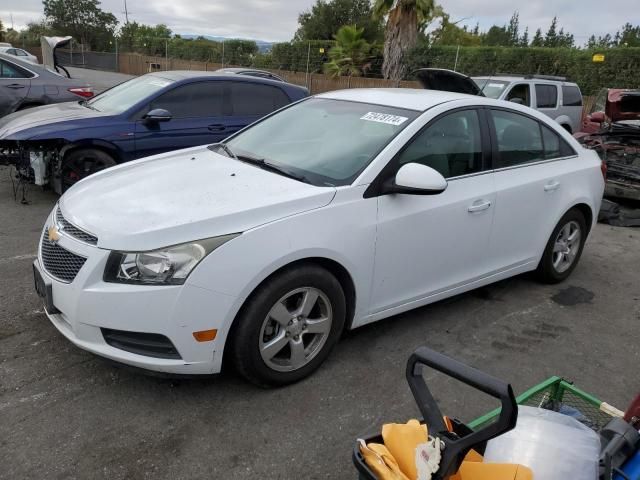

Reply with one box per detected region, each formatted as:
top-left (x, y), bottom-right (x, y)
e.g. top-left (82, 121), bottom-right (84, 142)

top-left (0, 101), bottom-right (111, 140)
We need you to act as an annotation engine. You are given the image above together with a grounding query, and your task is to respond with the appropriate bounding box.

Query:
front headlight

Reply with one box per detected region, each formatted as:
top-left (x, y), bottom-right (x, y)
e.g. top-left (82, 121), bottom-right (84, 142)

top-left (104, 234), bottom-right (239, 285)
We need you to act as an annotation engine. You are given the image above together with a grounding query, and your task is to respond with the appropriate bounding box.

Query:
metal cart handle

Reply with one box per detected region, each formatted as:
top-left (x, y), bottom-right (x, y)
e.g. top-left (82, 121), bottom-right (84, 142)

top-left (406, 347), bottom-right (518, 480)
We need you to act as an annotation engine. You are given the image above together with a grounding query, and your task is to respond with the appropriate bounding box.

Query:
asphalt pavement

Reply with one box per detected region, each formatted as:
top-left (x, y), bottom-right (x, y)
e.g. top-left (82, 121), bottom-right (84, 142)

top-left (67, 66), bottom-right (134, 93)
top-left (0, 168), bottom-right (639, 479)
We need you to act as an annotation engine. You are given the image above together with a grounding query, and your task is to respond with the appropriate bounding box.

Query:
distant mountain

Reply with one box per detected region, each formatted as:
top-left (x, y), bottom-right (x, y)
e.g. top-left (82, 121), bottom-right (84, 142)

top-left (178, 34), bottom-right (274, 52)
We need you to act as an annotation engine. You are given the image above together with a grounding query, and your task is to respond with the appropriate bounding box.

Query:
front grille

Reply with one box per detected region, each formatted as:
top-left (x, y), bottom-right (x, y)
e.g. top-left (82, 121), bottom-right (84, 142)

top-left (40, 230), bottom-right (87, 283)
top-left (101, 328), bottom-right (182, 359)
top-left (56, 207), bottom-right (98, 245)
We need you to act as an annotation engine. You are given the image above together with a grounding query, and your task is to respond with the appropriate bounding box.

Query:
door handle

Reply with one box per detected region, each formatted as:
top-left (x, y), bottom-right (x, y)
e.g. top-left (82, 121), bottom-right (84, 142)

top-left (544, 181), bottom-right (561, 192)
top-left (208, 124), bottom-right (226, 132)
top-left (5, 84), bottom-right (25, 89)
top-left (467, 200), bottom-right (492, 213)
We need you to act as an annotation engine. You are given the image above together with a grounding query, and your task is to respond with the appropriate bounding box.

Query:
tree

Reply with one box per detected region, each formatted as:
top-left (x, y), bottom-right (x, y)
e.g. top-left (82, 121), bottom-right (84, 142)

top-left (506, 12), bottom-right (520, 46)
top-left (295, 0), bottom-right (382, 43)
top-left (431, 15), bottom-right (481, 46)
top-left (0, 19), bottom-right (4, 42)
top-left (520, 27), bottom-right (529, 47)
top-left (543, 16), bottom-right (558, 47)
top-left (531, 28), bottom-right (544, 47)
top-left (119, 22), bottom-right (171, 54)
top-left (374, 0), bottom-right (441, 80)
top-left (483, 25), bottom-right (510, 46)
top-left (324, 25), bottom-right (371, 77)
top-left (43, 0), bottom-right (118, 49)
top-left (616, 23), bottom-right (640, 47)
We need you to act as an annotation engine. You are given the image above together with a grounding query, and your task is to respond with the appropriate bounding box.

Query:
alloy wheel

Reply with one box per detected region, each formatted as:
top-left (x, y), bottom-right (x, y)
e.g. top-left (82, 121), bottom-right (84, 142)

top-left (552, 220), bottom-right (581, 273)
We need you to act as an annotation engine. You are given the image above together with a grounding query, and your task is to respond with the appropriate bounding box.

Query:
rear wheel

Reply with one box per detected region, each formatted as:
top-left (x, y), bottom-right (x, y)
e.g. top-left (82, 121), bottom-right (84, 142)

top-left (536, 209), bottom-right (587, 283)
top-left (61, 148), bottom-right (116, 192)
top-left (232, 265), bottom-right (346, 387)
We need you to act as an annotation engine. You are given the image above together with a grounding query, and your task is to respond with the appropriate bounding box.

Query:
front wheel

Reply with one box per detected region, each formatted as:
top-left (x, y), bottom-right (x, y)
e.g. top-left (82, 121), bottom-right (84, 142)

top-left (536, 209), bottom-right (587, 284)
top-left (231, 265), bottom-right (346, 387)
top-left (61, 148), bottom-right (116, 192)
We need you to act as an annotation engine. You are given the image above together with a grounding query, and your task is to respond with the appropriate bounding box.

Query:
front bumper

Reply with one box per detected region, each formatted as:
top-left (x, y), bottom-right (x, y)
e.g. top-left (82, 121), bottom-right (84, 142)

top-left (35, 209), bottom-right (238, 375)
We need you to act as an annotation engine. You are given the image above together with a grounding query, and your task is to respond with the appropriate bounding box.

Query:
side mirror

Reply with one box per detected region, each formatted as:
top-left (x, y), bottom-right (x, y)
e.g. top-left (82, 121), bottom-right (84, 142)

top-left (509, 97), bottom-right (525, 105)
top-left (144, 108), bottom-right (172, 123)
top-left (382, 163), bottom-right (448, 195)
top-left (590, 111), bottom-right (605, 123)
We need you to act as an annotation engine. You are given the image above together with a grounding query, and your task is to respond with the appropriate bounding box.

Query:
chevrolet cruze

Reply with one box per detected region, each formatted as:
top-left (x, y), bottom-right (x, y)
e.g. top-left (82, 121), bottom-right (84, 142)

top-left (33, 88), bottom-right (605, 386)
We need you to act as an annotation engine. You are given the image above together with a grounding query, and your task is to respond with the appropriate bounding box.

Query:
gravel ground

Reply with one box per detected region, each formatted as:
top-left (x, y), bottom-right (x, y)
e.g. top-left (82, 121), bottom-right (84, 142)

top-left (0, 167), bottom-right (639, 479)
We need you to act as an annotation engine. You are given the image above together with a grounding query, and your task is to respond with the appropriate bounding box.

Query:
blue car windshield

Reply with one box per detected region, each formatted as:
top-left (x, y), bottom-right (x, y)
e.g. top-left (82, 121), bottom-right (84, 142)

top-left (85, 75), bottom-right (175, 114)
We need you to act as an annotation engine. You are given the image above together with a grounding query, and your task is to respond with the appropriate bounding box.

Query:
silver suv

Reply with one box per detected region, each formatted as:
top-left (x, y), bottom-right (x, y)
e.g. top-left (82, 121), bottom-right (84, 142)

top-left (415, 69), bottom-right (584, 134)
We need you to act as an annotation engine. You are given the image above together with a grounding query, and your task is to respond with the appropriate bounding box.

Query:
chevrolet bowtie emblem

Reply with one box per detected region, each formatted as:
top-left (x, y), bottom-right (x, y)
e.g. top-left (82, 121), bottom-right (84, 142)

top-left (48, 225), bottom-right (60, 242)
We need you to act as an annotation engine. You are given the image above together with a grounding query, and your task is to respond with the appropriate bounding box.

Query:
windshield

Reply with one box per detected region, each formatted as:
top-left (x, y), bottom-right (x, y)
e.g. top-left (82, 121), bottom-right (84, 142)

top-left (85, 75), bottom-right (175, 114)
top-left (473, 78), bottom-right (510, 99)
top-left (224, 98), bottom-right (418, 186)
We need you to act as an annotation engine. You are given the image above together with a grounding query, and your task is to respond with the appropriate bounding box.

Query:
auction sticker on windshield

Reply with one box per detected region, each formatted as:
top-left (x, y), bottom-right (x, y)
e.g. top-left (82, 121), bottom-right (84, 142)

top-left (361, 112), bottom-right (409, 126)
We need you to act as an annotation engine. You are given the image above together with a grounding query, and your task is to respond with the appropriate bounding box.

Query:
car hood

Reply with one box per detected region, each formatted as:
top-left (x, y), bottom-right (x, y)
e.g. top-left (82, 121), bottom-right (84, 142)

top-left (606, 89), bottom-right (640, 123)
top-left (413, 68), bottom-right (483, 96)
top-left (0, 101), bottom-right (108, 139)
top-left (59, 146), bottom-right (337, 251)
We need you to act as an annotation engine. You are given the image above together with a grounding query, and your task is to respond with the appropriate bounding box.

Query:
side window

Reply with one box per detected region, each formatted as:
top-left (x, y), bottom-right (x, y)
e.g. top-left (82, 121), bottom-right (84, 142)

top-left (396, 109), bottom-right (483, 179)
top-left (0, 60), bottom-right (33, 79)
top-left (491, 109), bottom-right (543, 167)
top-left (535, 84), bottom-right (558, 108)
top-left (562, 85), bottom-right (582, 106)
top-left (6, 49), bottom-right (17, 55)
top-left (506, 84), bottom-right (531, 106)
top-left (229, 82), bottom-right (290, 116)
top-left (591, 89), bottom-right (607, 114)
top-left (541, 124), bottom-right (576, 159)
top-left (150, 82), bottom-right (225, 118)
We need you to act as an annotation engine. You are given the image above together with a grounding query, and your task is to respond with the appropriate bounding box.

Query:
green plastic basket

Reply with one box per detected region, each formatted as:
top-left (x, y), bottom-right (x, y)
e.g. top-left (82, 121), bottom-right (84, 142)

top-left (469, 376), bottom-right (618, 432)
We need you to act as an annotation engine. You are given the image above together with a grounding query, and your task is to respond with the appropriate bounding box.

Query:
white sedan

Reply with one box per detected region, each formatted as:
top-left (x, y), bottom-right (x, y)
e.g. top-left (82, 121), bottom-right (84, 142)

top-left (0, 47), bottom-right (38, 65)
top-left (34, 88), bottom-right (604, 386)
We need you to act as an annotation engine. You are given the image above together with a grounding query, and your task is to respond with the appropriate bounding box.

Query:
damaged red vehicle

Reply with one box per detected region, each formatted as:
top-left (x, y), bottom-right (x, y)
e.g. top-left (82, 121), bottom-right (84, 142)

top-left (576, 88), bottom-right (640, 200)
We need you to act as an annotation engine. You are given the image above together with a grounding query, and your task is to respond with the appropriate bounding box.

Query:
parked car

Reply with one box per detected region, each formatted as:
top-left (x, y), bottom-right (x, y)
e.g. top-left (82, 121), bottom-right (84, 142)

top-left (0, 53), bottom-right (92, 117)
top-left (216, 67), bottom-right (285, 82)
top-left (0, 42), bottom-right (12, 48)
top-left (0, 46), bottom-right (39, 65)
top-left (34, 88), bottom-right (604, 386)
top-left (576, 88), bottom-right (640, 200)
top-left (415, 69), bottom-right (584, 133)
top-left (0, 71), bottom-right (308, 193)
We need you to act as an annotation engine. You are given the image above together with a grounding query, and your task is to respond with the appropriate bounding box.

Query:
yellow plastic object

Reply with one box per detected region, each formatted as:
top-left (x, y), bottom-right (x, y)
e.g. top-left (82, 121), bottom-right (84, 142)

top-left (382, 419), bottom-right (429, 480)
top-left (359, 440), bottom-right (410, 480)
top-left (452, 462), bottom-right (533, 480)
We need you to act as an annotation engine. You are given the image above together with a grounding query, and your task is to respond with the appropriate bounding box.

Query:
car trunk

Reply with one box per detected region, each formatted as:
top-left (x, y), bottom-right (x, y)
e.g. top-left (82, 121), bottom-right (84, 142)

top-left (413, 68), bottom-right (484, 96)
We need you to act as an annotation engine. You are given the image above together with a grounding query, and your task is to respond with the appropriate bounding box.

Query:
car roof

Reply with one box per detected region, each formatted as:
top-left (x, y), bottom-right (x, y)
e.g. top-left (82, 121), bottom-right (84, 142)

top-left (148, 70), bottom-right (305, 92)
top-left (217, 67), bottom-right (273, 74)
top-left (472, 75), bottom-right (578, 86)
top-left (317, 88), bottom-right (479, 111)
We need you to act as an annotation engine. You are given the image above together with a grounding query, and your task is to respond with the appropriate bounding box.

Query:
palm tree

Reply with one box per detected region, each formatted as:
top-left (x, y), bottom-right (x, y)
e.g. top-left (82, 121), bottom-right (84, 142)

top-left (324, 25), bottom-right (371, 78)
top-left (373, 0), bottom-right (440, 80)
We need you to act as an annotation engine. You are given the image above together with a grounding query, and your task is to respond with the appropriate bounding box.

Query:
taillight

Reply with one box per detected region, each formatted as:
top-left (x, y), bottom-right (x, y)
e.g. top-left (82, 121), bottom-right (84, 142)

top-left (601, 160), bottom-right (607, 180)
top-left (68, 87), bottom-right (94, 98)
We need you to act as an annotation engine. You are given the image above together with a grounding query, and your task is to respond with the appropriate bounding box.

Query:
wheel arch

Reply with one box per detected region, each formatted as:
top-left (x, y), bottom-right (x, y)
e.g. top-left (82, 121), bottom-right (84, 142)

top-left (221, 256), bottom-right (358, 368)
top-left (63, 140), bottom-right (123, 163)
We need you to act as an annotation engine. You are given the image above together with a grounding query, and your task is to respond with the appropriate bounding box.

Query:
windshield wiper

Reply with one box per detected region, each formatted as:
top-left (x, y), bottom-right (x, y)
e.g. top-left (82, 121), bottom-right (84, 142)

top-left (237, 153), bottom-right (310, 184)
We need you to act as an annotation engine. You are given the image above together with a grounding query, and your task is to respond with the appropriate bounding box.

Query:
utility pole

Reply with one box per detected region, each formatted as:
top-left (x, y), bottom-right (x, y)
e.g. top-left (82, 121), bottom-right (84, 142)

top-left (221, 39), bottom-right (225, 68)
top-left (123, 0), bottom-right (129, 24)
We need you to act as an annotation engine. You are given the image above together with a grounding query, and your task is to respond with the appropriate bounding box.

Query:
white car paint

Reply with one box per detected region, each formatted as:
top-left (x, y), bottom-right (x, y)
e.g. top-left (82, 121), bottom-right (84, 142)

top-left (35, 88), bottom-right (604, 375)
top-left (0, 47), bottom-right (38, 65)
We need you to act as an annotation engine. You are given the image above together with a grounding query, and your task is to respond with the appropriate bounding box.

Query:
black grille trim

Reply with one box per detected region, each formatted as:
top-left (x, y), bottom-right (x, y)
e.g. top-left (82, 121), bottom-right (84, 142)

top-left (40, 230), bottom-right (87, 283)
top-left (101, 328), bottom-right (182, 359)
top-left (56, 207), bottom-right (98, 245)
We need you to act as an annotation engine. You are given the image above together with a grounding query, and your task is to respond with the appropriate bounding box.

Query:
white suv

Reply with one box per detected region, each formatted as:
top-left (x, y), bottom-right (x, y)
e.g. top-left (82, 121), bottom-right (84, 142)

top-left (34, 88), bottom-right (604, 386)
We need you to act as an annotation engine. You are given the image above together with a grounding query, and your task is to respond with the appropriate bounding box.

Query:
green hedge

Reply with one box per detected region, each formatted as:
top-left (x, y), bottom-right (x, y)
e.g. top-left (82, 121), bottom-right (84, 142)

top-left (404, 45), bottom-right (640, 95)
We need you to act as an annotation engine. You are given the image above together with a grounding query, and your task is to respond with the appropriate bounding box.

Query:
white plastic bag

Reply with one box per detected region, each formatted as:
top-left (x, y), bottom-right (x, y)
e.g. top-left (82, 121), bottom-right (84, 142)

top-left (484, 406), bottom-right (600, 480)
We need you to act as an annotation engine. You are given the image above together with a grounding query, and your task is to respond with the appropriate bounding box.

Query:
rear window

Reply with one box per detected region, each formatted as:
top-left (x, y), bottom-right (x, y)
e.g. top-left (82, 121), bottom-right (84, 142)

top-left (562, 86), bottom-right (582, 107)
top-left (536, 84), bottom-right (558, 108)
top-left (229, 82), bottom-right (290, 116)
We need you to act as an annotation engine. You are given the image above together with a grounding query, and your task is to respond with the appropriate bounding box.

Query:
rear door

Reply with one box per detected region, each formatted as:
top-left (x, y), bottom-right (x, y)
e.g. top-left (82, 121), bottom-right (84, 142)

top-left (0, 58), bottom-right (32, 115)
top-left (533, 83), bottom-right (559, 120)
top-left (226, 81), bottom-right (293, 135)
top-left (134, 80), bottom-right (229, 158)
top-left (487, 108), bottom-right (579, 271)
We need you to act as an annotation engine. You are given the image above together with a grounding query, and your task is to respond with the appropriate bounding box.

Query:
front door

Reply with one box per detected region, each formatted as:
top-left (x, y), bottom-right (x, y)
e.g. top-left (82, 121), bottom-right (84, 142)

top-left (0, 59), bottom-right (32, 115)
top-left (134, 80), bottom-right (231, 158)
top-left (370, 108), bottom-right (496, 314)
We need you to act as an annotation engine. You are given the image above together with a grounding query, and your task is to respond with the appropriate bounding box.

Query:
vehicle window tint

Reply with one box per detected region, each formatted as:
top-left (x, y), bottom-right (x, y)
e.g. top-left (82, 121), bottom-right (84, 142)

top-left (397, 109), bottom-right (483, 178)
top-left (150, 82), bottom-right (224, 118)
top-left (591, 89), bottom-right (607, 113)
top-left (491, 110), bottom-right (543, 167)
top-left (229, 82), bottom-right (290, 116)
top-left (0, 60), bottom-right (33, 78)
top-left (535, 84), bottom-right (558, 108)
top-left (506, 84), bottom-right (531, 106)
top-left (541, 125), bottom-right (576, 159)
top-left (562, 85), bottom-right (582, 106)
top-left (16, 49), bottom-right (28, 56)
top-left (6, 49), bottom-right (16, 55)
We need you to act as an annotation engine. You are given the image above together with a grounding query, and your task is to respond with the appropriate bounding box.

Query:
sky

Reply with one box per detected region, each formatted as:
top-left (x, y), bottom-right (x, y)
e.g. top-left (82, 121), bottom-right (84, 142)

top-left (0, 0), bottom-right (636, 44)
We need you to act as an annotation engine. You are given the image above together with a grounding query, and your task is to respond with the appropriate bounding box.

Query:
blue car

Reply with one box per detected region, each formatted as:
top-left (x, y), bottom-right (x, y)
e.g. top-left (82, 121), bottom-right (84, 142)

top-left (0, 71), bottom-right (308, 193)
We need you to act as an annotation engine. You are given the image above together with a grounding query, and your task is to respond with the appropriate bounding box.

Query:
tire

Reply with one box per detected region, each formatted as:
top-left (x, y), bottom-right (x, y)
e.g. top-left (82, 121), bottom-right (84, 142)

top-left (232, 265), bottom-right (346, 387)
top-left (62, 148), bottom-right (117, 192)
top-left (536, 208), bottom-right (587, 284)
